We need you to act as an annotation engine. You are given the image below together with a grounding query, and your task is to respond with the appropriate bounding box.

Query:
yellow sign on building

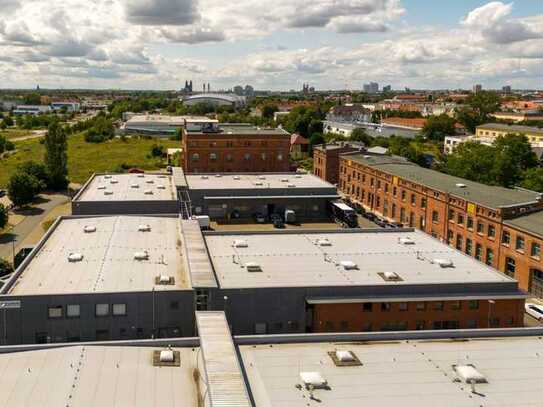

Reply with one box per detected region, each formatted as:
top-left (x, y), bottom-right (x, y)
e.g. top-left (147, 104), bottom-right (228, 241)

top-left (467, 203), bottom-right (476, 214)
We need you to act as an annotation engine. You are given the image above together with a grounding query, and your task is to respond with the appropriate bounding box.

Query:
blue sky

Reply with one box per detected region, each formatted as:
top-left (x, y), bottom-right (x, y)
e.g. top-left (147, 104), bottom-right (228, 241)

top-left (0, 0), bottom-right (542, 90)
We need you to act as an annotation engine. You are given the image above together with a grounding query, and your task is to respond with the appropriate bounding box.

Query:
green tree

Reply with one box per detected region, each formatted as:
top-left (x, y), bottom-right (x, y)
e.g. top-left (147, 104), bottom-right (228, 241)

top-left (17, 161), bottom-right (49, 190)
top-left (521, 168), bottom-right (543, 192)
top-left (3, 115), bottom-right (13, 127)
top-left (455, 91), bottom-right (501, 132)
top-left (261, 104), bottom-right (278, 119)
top-left (445, 142), bottom-right (497, 184)
top-left (350, 128), bottom-right (373, 145)
top-left (492, 134), bottom-right (538, 187)
top-left (0, 203), bottom-right (8, 229)
top-left (422, 114), bottom-right (456, 141)
top-left (23, 92), bottom-right (41, 105)
top-left (44, 121), bottom-right (69, 190)
top-left (7, 172), bottom-right (41, 207)
top-left (309, 132), bottom-right (325, 147)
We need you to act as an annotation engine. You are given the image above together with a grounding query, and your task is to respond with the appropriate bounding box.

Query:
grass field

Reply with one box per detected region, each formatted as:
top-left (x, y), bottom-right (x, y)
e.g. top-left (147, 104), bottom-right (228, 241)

top-left (0, 129), bottom-right (34, 140)
top-left (0, 134), bottom-right (181, 187)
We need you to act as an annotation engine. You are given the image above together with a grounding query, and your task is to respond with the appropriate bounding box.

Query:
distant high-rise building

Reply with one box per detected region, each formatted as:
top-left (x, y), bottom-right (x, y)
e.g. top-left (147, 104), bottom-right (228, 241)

top-left (473, 84), bottom-right (482, 93)
top-left (233, 85), bottom-right (244, 96)
top-left (244, 85), bottom-right (254, 97)
top-left (363, 82), bottom-right (379, 93)
top-left (383, 85), bottom-right (392, 92)
top-left (502, 85), bottom-right (512, 94)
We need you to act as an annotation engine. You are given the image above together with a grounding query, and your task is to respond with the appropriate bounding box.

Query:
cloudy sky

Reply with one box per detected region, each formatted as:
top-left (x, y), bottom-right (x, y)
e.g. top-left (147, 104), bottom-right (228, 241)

top-left (0, 0), bottom-right (542, 90)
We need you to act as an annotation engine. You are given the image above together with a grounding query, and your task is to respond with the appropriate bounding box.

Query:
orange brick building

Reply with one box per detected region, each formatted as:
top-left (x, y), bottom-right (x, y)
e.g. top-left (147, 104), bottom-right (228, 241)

top-left (313, 142), bottom-right (362, 185)
top-left (182, 124), bottom-right (291, 173)
top-left (335, 153), bottom-right (543, 297)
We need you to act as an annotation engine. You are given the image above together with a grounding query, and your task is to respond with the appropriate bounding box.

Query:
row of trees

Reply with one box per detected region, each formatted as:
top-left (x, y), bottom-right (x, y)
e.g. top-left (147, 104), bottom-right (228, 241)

top-left (6, 121), bottom-right (68, 206)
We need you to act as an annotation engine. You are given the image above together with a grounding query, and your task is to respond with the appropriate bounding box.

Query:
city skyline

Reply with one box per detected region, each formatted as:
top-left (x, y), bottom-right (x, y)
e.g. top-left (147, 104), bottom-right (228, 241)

top-left (0, 0), bottom-right (542, 90)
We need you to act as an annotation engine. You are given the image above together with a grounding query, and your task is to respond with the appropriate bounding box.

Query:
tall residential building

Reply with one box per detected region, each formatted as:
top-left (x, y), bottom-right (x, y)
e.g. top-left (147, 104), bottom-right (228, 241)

top-left (473, 84), bottom-right (482, 93)
top-left (363, 82), bottom-right (379, 93)
top-left (502, 85), bottom-right (512, 94)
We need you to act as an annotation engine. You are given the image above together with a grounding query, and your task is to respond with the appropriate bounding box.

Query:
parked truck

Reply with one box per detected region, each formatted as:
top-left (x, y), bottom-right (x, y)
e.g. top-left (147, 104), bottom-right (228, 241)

top-left (328, 201), bottom-right (358, 228)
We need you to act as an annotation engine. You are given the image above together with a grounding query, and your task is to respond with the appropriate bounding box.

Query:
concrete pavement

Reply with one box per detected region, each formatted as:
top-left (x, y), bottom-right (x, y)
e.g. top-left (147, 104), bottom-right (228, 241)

top-left (0, 193), bottom-right (70, 261)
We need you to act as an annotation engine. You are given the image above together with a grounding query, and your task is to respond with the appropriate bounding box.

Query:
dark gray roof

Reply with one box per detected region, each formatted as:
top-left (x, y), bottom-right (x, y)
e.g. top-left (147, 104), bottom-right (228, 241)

top-left (477, 123), bottom-right (543, 135)
top-left (504, 210), bottom-right (543, 238)
top-left (186, 123), bottom-right (289, 136)
top-left (347, 154), bottom-right (542, 209)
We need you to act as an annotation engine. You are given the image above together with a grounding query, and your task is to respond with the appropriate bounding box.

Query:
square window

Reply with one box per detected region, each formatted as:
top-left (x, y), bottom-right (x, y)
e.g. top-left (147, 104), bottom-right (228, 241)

top-left (488, 225), bottom-right (496, 238)
top-left (95, 303), bottom-right (109, 317)
top-left (531, 242), bottom-right (541, 258)
top-left (416, 302), bottom-right (426, 311)
top-left (362, 303), bottom-right (373, 312)
top-left (399, 302), bottom-right (408, 311)
top-left (433, 301), bottom-right (444, 311)
top-left (66, 304), bottom-right (80, 318)
top-left (468, 300), bottom-right (479, 310)
top-left (451, 301), bottom-right (461, 311)
top-left (48, 306), bottom-right (63, 319)
top-left (381, 302), bottom-right (391, 312)
top-left (516, 236), bottom-right (525, 251)
top-left (113, 304), bottom-right (127, 316)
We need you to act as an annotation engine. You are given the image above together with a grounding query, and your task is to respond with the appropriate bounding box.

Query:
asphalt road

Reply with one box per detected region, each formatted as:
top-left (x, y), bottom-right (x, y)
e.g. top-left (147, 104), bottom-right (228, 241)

top-left (0, 193), bottom-right (69, 261)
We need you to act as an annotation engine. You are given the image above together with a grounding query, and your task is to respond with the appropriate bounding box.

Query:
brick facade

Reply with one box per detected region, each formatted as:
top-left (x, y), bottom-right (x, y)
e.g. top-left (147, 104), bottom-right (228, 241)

top-left (313, 144), bottom-right (359, 185)
top-left (182, 131), bottom-right (291, 173)
top-left (313, 298), bottom-right (524, 332)
top-left (337, 154), bottom-right (543, 297)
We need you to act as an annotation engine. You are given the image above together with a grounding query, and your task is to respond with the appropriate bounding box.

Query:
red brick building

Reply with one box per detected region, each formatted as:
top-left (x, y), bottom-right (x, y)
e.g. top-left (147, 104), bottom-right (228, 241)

top-left (335, 153), bottom-right (543, 297)
top-left (182, 124), bottom-right (291, 173)
top-left (313, 142), bottom-right (362, 185)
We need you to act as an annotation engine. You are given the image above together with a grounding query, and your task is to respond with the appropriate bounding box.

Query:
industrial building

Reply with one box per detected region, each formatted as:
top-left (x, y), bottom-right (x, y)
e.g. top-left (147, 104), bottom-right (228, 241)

top-left (0, 215), bottom-right (198, 344)
top-left (13, 105), bottom-right (52, 115)
top-left (182, 124), bottom-right (291, 173)
top-left (336, 152), bottom-right (543, 297)
top-left (313, 142), bottom-right (365, 184)
top-left (122, 114), bottom-right (218, 136)
top-left (182, 93), bottom-right (246, 109)
top-left (202, 228), bottom-right (525, 335)
top-left (185, 172), bottom-right (338, 221)
top-left (72, 173), bottom-right (181, 215)
top-left (2, 310), bottom-right (543, 407)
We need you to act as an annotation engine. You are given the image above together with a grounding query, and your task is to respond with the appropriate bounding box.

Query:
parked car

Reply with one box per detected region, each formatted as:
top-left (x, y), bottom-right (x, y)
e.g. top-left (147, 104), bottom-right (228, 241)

top-left (270, 213), bottom-right (285, 229)
top-left (385, 221), bottom-right (402, 229)
top-left (253, 213), bottom-right (266, 223)
top-left (525, 303), bottom-right (543, 321)
top-left (374, 217), bottom-right (388, 228)
top-left (363, 212), bottom-right (376, 221)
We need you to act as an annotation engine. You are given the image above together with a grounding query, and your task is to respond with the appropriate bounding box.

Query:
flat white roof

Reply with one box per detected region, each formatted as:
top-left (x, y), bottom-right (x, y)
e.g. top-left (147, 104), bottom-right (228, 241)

top-left (204, 230), bottom-right (514, 289)
top-left (6, 216), bottom-right (190, 295)
top-left (126, 114), bottom-right (218, 126)
top-left (75, 173), bottom-right (176, 202)
top-left (240, 336), bottom-right (543, 407)
top-left (0, 345), bottom-right (199, 407)
top-left (186, 173), bottom-right (336, 191)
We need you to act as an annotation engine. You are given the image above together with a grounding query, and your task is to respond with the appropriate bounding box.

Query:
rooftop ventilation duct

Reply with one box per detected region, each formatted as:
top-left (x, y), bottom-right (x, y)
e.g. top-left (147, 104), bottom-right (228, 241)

top-left (258, 176), bottom-right (266, 180)
top-left (433, 258), bottom-right (454, 268)
top-left (144, 189), bottom-right (154, 195)
top-left (159, 350), bottom-right (174, 363)
top-left (157, 184), bottom-right (166, 189)
top-left (233, 176), bottom-right (240, 180)
top-left (336, 350), bottom-right (355, 362)
top-left (201, 175), bottom-right (208, 179)
top-left (97, 185), bottom-right (106, 190)
top-left (68, 253), bottom-right (84, 262)
top-left (104, 175), bottom-right (112, 179)
top-left (110, 179), bottom-right (118, 184)
top-left (131, 183), bottom-right (139, 189)
top-left (295, 174), bottom-right (302, 178)
top-left (287, 184), bottom-right (296, 188)
top-left (398, 237), bottom-right (415, 245)
top-left (233, 239), bottom-right (248, 248)
top-left (134, 251), bottom-right (149, 261)
top-left (340, 260), bottom-right (358, 270)
top-left (383, 271), bottom-right (401, 281)
top-left (104, 190), bottom-right (113, 195)
top-left (317, 238), bottom-right (332, 246)
top-left (453, 365), bottom-right (487, 383)
top-left (83, 225), bottom-right (96, 233)
top-left (246, 262), bottom-right (262, 272)
top-left (158, 175), bottom-right (167, 178)
top-left (300, 372), bottom-right (327, 389)
top-left (281, 178), bottom-right (289, 182)
top-left (138, 224), bottom-right (151, 232)
top-left (146, 179), bottom-right (154, 184)
top-left (254, 181), bottom-right (263, 186)
top-left (215, 174), bottom-right (222, 178)
top-left (137, 174), bottom-right (145, 178)
top-left (456, 183), bottom-right (467, 188)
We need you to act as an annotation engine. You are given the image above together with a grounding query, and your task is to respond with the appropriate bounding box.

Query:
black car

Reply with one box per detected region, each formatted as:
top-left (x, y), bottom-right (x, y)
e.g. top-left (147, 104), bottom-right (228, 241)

top-left (270, 213), bottom-right (285, 228)
top-left (363, 212), bottom-right (376, 221)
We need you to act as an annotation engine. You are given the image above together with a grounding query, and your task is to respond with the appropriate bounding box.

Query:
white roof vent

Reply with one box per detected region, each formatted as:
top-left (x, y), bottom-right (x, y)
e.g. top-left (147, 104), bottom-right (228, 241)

top-left (131, 183), bottom-right (139, 188)
top-left (398, 237), bottom-right (415, 245)
top-left (83, 225), bottom-right (96, 233)
top-left (157, 184), bottom-right (166, 189)
top-left (281, 178), bottom-right (289, 182)
top-left (110, 179), bottom-right (118, 184)
top-left (258, 175), bottom-right (266, 180)
top-left (137, 174), bottom-right (145, 178)
top-left (295, 174), bottom-right (302, 178)
top-left (246, 262), bottom-right (262, 272)
top-left (233, 239), bottom-right (248, 248)
top-left (104, 175), bottom-right (112, 179)
top-left (300, 372), bottom-right (327, 388)
top-left (215, 174), bottom-right (222, 178)
top-left (433, 258), bottom-right (454, 268)
top-left (453, 365), bottom-right (487, 383)
top-left (97, 185), bottom-right (106, 190)
top-left (104, 190), bottom-right (113, 195)
top-left (144, 189), bottom-right (154, 195)
top-left (201, 175), bottom-right (208, 179)
top-left (146, 179), bottom-right (154, 184)
top-left (336, 350), bottom-right (355, 362)
top-left (383, 271), bottom-right (401, 281)
top-left (456, 183), bottom-right (467, 188)
top-left (317, 238), bottom-right (332, 247)
top-left (254, 181), bottom-right (263, 186)
top-left (287, 184), bottom-right (296, 188)
top-left (68, 253), bottom-right (83, 262)
top-left (233, 176), bottom-right (241, 180)
top-left (340, 260), bottom-right (358, 270)
top-left (138, 224), bottom-right (151, 232)
top-left (134, 251), bottom-right (149, 261)
top-left (159, 350), bottom-right (174, 363)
